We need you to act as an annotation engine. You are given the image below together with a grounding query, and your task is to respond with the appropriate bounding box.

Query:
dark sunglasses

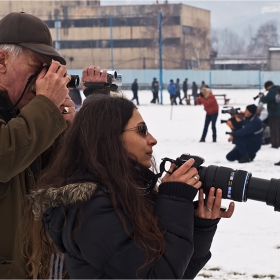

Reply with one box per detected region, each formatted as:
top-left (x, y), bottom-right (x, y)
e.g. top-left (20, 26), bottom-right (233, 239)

top-left (123, 124), bottom-right (148, 136)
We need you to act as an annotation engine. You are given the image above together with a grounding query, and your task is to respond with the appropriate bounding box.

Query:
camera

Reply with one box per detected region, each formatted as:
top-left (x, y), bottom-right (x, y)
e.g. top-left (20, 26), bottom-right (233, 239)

top-left (160, 153), bottom-right (280, 212)
top-left (31, 65), bottom-right (80, 89)
top-left (104, 70), bottom-right (122, 87)
top-left (221, 106), bottom-right (240, 115)
top-left (83, 70), bottom-right (122, 88)
top-left (253, 92), bottom-right (263, 100)
top-left (67, 74), bottom-right (80, 89)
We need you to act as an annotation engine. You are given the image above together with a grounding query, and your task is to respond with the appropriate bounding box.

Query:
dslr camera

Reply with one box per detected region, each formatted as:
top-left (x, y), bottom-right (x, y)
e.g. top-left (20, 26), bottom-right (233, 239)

top-left (160, 153), bottom-right (280, 212)
top-left (221, 106), bottom-right (241, 116)
top-left (220, 106), bottom-right (244, 133)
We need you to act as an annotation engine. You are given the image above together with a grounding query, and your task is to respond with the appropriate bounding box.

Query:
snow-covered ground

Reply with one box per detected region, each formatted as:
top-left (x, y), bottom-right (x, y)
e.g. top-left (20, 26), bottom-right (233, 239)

top-left (117, 88), bottom-right (280, 279)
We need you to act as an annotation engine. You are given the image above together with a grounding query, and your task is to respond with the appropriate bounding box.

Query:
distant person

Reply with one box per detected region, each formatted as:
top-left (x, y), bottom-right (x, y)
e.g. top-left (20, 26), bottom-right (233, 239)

top-left (192, 82), bottom-right (198, 105)
top-left (199, 81), bottom-right (209, 92)
top-left (258, 81), bottom-right (280, 149)
top-left (131, 78), bottom-right (139, 105)
top-left (200, 81), bottom-right (206, 90)
top-left (175, 78), bottom-right (183, 105)
top-left (150, 77), bottom-right (159, 104)
top-left (226, 104), bottom-right (263, 163)
top-left (167, 79), bottom-right (177, 105)
top-left (182, 78), bottom-right (188, 103)
top-left (196, 87), bottom-right (219, 142)
top-left (69, 87), bottom-right (82, 110)
top-left (257, 102), bottom-right (270, 145)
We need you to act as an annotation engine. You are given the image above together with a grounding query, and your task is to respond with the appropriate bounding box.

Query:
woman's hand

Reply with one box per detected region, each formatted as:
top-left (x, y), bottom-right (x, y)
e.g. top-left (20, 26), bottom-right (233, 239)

top-left (161, 158), bottom-right (202, 189)
top-left (194, 187), bottom-right (235, 219)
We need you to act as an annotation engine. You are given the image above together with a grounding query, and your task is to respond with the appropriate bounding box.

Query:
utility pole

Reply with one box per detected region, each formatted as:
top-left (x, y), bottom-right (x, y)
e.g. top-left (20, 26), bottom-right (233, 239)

top-left (110, 14), bottom-right (114, 70)
top-left (55, 13), bottom-right (60, 52)
top-left (158, 12), bottom-right (163, 104)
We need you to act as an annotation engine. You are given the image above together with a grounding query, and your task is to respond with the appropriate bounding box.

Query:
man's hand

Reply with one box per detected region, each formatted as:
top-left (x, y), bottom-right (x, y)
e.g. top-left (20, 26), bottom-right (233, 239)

top-left (81, 65), bottom-right (108, 91)
top-left (35, 61), bottom-right (70, 107)
top-left (59, 96), bottom-right (75, 126)
top-left (258, 92), bottom-right (264, 98)
top-left (228, 135), bottom-right (234, 142)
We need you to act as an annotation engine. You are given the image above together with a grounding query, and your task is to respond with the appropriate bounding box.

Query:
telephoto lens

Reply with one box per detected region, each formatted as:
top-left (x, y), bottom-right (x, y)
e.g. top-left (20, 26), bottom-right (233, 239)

top-left (160, 154), bottom-right (280, 212)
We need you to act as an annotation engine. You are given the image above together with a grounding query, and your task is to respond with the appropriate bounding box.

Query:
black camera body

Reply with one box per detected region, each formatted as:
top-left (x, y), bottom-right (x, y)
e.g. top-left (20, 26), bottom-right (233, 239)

top-left (36, 65), bottom-right (80, 88)
top-left (160, 153), bottom-right (280, 212)
top-left (67, 74), bottom-right (80, 88)
top-left (221, 106), bottom-right (241, 116)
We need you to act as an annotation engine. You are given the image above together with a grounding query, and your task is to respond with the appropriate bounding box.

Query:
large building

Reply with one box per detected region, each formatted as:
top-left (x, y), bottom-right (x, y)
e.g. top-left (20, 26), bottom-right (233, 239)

top-left (0, 1), bottom-right (211, 70)
top-left (267, 47), bottom-right (280, 71)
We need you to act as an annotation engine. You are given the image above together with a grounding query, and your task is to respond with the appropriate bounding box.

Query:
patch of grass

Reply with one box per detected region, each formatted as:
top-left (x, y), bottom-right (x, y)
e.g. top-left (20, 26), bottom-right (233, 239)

top-left (252, 274), bottom-right (276, 279)
top-left (268, 275), bottom-right (276, 279)
top-left (208, 267), bottom-right (220, 271)
top-left (197, 273), bottom-right (212, 278)
top-left (232, 271), bottom-right (246, 275)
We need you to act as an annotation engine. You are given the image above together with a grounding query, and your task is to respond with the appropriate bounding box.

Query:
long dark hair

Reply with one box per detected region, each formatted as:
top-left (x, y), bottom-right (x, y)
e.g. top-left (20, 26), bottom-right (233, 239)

top-left (23, 95), bottom-right (165, 278)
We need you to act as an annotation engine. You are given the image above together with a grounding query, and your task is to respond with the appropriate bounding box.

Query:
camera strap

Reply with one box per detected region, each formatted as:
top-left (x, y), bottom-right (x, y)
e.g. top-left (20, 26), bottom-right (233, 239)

top-left (0, 69), bottom-right (41, 112)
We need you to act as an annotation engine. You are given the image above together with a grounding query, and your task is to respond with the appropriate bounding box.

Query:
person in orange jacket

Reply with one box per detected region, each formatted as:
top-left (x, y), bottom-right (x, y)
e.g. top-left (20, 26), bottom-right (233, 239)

top-left (196, 87), bottom-right (219, 142)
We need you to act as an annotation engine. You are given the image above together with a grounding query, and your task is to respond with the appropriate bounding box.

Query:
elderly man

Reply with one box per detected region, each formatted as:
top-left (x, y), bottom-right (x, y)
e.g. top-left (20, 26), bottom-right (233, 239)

top-left (0, 12), bottom-right (76, 278)
top-left (0, 11), bottom-right (111, 278)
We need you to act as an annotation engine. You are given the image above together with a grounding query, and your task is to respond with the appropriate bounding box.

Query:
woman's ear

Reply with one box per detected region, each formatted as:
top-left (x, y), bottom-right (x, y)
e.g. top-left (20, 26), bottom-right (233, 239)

top-left (0, 50), bottom-right (7, 73)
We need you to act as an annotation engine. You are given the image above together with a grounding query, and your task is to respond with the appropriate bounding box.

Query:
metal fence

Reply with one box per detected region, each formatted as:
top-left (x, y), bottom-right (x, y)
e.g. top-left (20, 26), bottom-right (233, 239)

top-left (68, 69), bottom-right (280, 90)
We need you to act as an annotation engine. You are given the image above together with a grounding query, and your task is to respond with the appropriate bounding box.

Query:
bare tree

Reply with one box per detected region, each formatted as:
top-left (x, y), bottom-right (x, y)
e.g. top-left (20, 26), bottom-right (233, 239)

top-left (247, 21), bottom-right (279, 56)
top-left (212, 28), bottom-right (246, 56)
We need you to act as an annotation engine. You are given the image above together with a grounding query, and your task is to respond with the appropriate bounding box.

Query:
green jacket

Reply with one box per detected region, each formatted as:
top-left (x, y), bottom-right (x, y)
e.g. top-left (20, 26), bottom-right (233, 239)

top-left (260, 85), bottom-right (280, 116)
top-left (0, 91), bottom-right (67, 279)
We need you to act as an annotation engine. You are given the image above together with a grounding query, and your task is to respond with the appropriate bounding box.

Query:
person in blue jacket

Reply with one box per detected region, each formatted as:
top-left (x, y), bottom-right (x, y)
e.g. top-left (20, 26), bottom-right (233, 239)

top-left (167, 79), bottom-right (177, 105)
top-left (226, 104), bottom-right (263, 163)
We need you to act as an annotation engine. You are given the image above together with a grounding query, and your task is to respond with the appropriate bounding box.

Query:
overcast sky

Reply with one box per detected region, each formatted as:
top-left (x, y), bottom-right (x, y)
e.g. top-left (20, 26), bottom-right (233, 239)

top-left (100, 1), bottom-right (280, 34)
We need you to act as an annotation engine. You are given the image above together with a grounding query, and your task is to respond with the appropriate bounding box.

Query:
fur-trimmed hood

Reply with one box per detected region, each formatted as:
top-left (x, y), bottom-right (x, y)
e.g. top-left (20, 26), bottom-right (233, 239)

top-left (30, 182), bottom-right (98, 220)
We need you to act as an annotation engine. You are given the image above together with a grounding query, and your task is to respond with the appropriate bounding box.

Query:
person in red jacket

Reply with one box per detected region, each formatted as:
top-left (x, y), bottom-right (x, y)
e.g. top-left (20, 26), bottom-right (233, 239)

top-left (196, 87), bottom-right (219, 142)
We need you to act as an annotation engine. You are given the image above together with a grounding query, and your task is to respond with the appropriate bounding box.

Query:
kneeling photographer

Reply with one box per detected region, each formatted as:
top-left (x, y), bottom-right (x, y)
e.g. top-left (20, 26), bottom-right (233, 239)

top-left (226, 104), bottom-right (263, 163)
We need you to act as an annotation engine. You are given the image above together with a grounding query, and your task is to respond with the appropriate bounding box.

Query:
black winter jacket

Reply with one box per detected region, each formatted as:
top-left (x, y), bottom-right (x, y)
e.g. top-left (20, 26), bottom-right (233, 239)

top-left (40, 169), bottom-right (220, 279)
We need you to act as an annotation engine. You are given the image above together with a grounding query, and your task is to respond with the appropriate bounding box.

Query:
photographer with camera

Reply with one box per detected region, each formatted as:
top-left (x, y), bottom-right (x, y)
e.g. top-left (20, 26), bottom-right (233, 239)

top-left (196, 87), bottom-right (219, 142)
top-left (0, 12), bottom-right (77, 278)
top-left (258, 81), bottom-right (280, 149)
top-left (226, 104), bottom-right (263, 163)
top-left (0, 12), bottom-right (110, 278)
top-left (24, 95), bottom-right (234, 279)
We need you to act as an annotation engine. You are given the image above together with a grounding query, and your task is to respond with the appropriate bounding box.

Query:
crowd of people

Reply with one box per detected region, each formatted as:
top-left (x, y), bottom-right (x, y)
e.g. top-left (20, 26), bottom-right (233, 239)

top-left (128, 77), bottom-right (278, 165)
top-left (131, 78), bottom-right (208, 107)
top-left (0, 10), bottom-right (279, 280)
top-left (0, 11), bottom-right (235, 280)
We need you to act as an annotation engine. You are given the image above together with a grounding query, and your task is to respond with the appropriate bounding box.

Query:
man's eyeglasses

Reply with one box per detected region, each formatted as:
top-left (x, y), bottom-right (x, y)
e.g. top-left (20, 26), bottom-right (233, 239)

top-left (123, 124), bottom-right (148, 136)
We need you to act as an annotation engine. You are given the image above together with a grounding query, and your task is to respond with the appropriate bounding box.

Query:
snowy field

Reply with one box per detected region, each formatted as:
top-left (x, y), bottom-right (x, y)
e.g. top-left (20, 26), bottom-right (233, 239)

top-left (112, 88), bottom-right (280, 280)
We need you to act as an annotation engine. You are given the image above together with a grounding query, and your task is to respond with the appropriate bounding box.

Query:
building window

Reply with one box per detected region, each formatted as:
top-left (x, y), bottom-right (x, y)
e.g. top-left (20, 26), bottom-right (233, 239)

top-left (45, 16), bottom-right (180, 29)
top-left (57, 38), bottom-right (180, 49)
top-left (182, 25), bottom-right (194, 35)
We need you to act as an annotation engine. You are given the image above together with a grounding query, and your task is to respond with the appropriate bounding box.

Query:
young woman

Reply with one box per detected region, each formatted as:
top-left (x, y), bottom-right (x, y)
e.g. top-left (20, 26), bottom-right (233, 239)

top-left (23, 95), bottom-right (234, 279)
top-left (196, 87), bottom-right (219, 142)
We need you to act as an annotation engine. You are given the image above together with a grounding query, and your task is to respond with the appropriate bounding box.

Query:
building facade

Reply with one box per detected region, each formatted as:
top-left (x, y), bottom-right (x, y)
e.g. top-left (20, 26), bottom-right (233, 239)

top-left (0, 1), bottom-right (210, 70)
top-left (268, 47), bottom-right (280, 71)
